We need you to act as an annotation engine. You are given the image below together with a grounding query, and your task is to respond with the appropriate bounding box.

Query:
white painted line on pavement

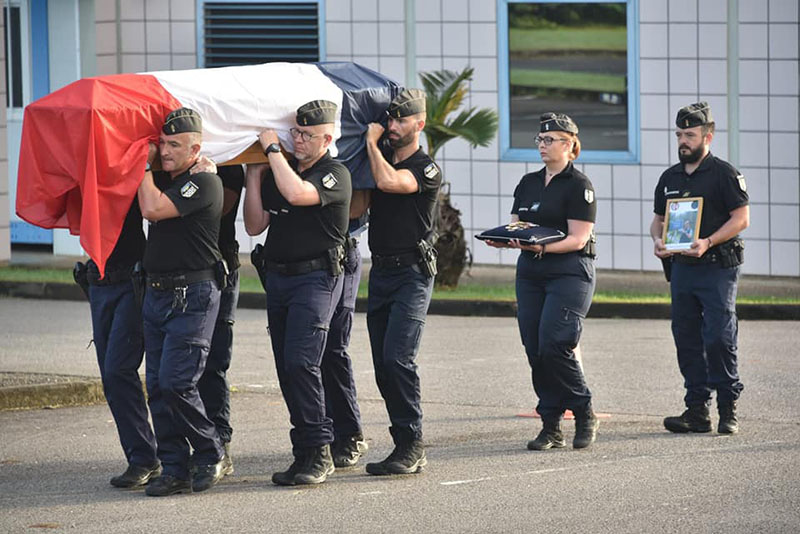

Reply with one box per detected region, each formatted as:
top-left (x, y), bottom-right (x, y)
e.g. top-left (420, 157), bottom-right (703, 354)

top-left (440, 477), bottom-right (492, 486)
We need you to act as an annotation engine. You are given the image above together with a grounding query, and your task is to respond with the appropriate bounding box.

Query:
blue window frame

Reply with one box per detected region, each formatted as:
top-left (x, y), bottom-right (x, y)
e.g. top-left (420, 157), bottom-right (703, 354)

top-left (196, 0), bottom-right (326, 68)
top-left (497, 0), bottom-right (639, 164)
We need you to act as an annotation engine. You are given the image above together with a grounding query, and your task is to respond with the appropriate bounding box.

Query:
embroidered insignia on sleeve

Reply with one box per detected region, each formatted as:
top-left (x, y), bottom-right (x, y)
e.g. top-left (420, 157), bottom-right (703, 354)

top-left (736, 174), bottom-right (747, 192)
top-left (180, 181), bottom-right (199, 198)
top-left (584, 189), bottom-right (594, 204)
top-left (424, 163), bottom-right (439, 179)
top-left (321, 173), bottom-right (338, 189)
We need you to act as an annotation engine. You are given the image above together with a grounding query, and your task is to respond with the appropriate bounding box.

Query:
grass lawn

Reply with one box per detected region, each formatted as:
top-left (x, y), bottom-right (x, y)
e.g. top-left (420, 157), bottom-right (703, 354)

top-left (509, 27), bottom-right (626, 53)
top-left (510, 68), bottom-right (625, 93)
top-left (2, 266), bottom-right (797, 305)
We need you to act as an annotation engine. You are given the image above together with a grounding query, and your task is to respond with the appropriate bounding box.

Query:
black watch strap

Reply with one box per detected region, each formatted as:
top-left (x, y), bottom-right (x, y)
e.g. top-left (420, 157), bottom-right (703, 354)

top-left (265, 143), bottom-right (281, 154)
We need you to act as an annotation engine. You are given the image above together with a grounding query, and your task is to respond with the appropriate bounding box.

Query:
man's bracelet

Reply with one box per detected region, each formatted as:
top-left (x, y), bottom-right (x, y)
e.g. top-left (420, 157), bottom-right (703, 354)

top-left (707, 237), bottom-right (713, 248)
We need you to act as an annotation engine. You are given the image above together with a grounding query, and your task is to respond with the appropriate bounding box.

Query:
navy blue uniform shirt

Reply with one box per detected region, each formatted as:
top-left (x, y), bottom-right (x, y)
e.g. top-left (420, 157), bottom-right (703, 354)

top-left (261, 151), bottom-right (351, 263)
top-left (143, 170), bottom-right (223, 274)
top-left (653, 153), bottom-right (749, 239)
top-left (511, 162), bottom-right (596, 232)
top-left (368, 145), bottom-right (442, 256)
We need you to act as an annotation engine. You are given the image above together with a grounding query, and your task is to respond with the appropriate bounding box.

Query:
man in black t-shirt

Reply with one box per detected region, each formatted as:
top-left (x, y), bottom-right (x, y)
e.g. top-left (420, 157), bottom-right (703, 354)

top-left (137, 107), bottom-right (226, 496)
top-left (650, 102), bottom-right (750, 435)
top-left (78, 198), bottom-right (159, 489)
top-left (363, 88), bottom-right (442, 475)
top-left (243, 100), bottom-right (351, 486)
top-left (197, 164), bottom-right (244, 477)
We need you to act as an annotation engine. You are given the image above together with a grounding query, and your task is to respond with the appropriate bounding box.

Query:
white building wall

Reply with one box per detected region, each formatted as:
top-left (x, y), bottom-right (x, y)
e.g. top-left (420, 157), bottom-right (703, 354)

top-left (64, 0), bottom-right (800, 276)
top-left (328, 0), bottom-right (800, 276)
top-left (0, 20), bottom-right (9, 264)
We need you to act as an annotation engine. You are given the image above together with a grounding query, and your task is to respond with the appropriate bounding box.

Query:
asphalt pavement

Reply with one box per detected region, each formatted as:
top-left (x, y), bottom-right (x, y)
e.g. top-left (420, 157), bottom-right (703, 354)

top-left (1, 298), bottom-right (799, 532)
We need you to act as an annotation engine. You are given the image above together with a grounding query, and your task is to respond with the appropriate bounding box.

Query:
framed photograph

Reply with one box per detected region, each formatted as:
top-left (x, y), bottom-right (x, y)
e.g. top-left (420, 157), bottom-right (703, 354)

top-left (663, 197), bottom-right (704, 251)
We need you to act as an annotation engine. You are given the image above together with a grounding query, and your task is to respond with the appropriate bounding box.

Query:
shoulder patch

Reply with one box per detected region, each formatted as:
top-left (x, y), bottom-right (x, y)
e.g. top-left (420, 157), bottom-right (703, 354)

top-left (180, 180), bottom-right (199, 198)
top-left (321, 173), bottom-right (338, 190)
top-left (584, 188), bottom-right (594, 204)
top-left (424, 163), bottom-right (440, 179)
top-left (736, 174), bottom-right (747, 192)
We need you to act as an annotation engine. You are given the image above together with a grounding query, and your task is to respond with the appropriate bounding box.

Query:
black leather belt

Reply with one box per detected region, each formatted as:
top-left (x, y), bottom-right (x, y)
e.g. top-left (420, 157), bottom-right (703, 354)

top-left (372, 251), bottom-right (419, 269)
top-left (673, 249), bottom-right (720, 265)
top-left (147, 269), bottom-right (215, 290)
top-left (265, 256), bottom-right (328, 276)
top-left (87, 262), bottom-right (133, 286)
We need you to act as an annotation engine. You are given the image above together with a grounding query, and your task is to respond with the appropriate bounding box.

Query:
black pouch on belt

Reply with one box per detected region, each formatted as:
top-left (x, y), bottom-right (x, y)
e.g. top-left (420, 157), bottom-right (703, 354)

top-left (214, 259), bottom-right (230, 290)
top-left (251, 244), bottom-right (267, 292)
top-left (132, 261), bottom-right (146, 308)
top-left (73, 261), bottom-right (90, 300)
top-left (326, 244), bottom-right (345, 276)
top-left (417, 239), bottom-right (438, 278)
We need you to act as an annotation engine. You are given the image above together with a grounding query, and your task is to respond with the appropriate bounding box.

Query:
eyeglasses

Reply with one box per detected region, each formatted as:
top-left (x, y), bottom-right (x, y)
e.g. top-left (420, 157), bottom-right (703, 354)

top-left (289, 127), bottom-right (322, 142)
top-left (534, 135), bottom-right (569, 147)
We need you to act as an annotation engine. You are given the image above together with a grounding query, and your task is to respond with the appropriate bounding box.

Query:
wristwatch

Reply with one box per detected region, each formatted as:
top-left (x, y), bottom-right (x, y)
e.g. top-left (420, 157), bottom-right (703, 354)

top-left (145, 162), bottom-right (152, 172)
top-left (264, 143), bottom-right (281, 155)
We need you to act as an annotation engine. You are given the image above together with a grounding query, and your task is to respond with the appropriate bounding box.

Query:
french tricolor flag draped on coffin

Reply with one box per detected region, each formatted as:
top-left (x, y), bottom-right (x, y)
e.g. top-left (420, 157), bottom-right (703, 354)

top-left (15, 61), bottom-right (400, 276)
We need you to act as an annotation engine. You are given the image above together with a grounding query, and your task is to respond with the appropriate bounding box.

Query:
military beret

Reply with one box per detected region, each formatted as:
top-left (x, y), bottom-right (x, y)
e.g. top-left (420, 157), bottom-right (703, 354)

top-left (387, 88), bottom-right (427, 118)
top-left (676, 101), bottom-right (713, 129)
top-left (296, 100), bottom-right (338, 126)
top-left (162, 107), bottom-right (203, 135)
top-left (540, 112), bottom-right (578, 134)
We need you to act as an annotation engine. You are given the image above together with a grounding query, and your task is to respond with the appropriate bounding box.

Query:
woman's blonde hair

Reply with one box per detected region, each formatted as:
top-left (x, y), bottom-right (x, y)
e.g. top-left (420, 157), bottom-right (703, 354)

top-left (567, 133), bottom-right (581, 160)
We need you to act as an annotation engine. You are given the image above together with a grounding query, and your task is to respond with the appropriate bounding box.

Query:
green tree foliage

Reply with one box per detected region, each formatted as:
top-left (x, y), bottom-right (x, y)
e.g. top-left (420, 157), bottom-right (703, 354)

top-left (419, 67), bottom-right (498, 287)
top-left (510, 3), bottom-right (626, 29)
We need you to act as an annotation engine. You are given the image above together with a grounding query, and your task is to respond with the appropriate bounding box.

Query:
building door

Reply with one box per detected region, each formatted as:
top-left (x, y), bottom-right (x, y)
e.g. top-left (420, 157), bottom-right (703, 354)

top-left (5, 0), bottom-right (51, 244)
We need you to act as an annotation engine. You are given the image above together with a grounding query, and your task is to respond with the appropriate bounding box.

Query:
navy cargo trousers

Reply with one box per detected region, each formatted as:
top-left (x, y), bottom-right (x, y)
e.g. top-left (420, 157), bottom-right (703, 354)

top-left (515, 251), bottom-right (595, 422)
top-left (367, 264), bottom-right (434, 444)
top-left (321, 243), bottom-right (364, 441)
top-left (143, 279), bottom-right (223, 480)
top-left (266, 269), bottom-right (342, 449)
top-left (89, 281), bottom-right (157, 468)
top-left (670, 261), bottom-right (744, 406)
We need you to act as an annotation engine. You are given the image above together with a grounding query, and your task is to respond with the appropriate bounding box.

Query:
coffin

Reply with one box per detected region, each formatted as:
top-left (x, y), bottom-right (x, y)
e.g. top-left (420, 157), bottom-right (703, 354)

top-left (15, 62), bottom-right (400, 274)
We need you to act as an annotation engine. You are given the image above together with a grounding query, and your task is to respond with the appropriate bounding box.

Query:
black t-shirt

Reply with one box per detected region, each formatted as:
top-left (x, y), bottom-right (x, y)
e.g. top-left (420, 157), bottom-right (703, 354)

top-left (143, 170), bottom-right (223, 274)
top-left (261, 151), bottom-right (351, 263)
top-left (106, 197), bottom-right (145, 271)
top-left (653, 153), bottom-right (749, 240)
top-left (368, 146), bottom-right (442, 256)
top-left (511, 162), bottom-right (597, 233)
top-left (217, 165), bottom-right (244, 269)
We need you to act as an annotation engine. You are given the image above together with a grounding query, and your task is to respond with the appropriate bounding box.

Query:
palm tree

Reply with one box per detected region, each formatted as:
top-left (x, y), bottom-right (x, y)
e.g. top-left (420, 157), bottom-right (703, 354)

top-left (419, 67), bottom-right (498, 287)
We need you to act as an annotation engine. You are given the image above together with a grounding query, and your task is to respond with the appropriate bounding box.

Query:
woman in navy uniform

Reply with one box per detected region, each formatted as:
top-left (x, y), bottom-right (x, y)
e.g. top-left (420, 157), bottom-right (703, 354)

top-left (486, 113), bottom-right (598, 451)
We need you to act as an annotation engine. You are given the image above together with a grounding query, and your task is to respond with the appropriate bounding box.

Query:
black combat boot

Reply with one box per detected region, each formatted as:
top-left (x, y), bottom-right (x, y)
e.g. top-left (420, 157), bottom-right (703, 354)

top-left (663, 404), bottom-right (712, 433)
top-left (145, 475), bottom-right (192, 497)
top-left (573, 408), bottom-right (599, 449)
top-left (717, 401), bottom-right (739, 434)
top-left (110, 461), bottom-right (161, 488)
top-left (273, 446), bottom-right (335, 486)
top-left (332, 433), bottom-right (369, 468)
top-left (192, 460), bottom-right (224, 492)
top-left (527, 419), bottom-right (566, 451)
top-left (366, 440), bottom-right (426, 475)
top-left (271, 451), bottom-right (304, 486)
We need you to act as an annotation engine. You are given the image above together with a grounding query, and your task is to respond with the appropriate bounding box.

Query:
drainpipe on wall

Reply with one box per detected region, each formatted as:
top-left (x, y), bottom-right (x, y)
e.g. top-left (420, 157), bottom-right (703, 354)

top-left (404, 0), bottom-right (416, 88)
top-left (727, 0), bottom-right (739, 167)
top-left (115, 0), bottom-right (122, 73)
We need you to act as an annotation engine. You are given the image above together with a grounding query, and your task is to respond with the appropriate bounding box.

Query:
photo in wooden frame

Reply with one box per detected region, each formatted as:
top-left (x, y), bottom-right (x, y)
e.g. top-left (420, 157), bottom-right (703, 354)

top-left (663, 197), bottom-right (704, 251)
